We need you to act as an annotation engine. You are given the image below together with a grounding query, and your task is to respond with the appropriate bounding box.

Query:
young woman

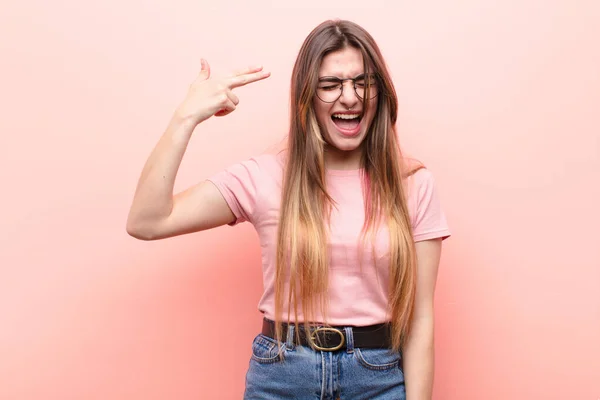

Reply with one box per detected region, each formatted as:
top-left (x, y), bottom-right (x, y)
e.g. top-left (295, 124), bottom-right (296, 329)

top-left (127, 19), bottom-right (450, 400)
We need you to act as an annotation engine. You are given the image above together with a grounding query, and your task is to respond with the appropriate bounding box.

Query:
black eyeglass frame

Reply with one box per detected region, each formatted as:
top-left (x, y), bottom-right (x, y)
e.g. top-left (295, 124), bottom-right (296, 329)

top-left (315, 73), bottom-right (380, 103)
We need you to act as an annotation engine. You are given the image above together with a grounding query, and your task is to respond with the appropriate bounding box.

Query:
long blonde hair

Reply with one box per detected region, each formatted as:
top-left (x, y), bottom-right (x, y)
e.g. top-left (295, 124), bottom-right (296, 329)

top-left (274, 20), bottom-right (423, 352)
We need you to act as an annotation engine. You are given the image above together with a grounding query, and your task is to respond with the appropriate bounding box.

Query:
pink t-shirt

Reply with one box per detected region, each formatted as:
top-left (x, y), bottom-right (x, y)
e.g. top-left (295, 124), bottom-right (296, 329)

top-left (208, 152), bottom-right (450, 326)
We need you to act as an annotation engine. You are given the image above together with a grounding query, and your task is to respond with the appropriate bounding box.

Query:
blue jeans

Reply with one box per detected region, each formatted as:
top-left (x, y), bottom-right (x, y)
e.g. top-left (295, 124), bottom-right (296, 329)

top-left (244, 324), bottom-right (405, 399)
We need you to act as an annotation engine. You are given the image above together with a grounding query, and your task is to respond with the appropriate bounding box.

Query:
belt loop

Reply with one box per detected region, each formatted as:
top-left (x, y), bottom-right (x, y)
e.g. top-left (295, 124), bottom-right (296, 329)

top-left (344, 327), bottom-right (354, 354)
top-left (286, 324), bottom-right (295, 350)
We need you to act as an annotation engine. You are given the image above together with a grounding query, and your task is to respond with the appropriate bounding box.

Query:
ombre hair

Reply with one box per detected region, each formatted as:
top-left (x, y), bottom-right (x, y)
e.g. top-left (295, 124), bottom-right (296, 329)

top-left (274, 19), bottom-right (423, 352)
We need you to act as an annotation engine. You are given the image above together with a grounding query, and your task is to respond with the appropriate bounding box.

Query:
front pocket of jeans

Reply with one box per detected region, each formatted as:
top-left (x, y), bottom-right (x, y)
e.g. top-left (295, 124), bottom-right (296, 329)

top-left (354, 348), bottom-right (401, 371)
top-left (250, 334), bottom-right (284, 364)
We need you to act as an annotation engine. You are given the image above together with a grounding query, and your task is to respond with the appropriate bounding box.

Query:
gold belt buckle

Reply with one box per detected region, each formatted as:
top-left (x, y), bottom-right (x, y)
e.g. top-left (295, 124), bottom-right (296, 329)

top-left (310, 327), bottom-right (345, 352)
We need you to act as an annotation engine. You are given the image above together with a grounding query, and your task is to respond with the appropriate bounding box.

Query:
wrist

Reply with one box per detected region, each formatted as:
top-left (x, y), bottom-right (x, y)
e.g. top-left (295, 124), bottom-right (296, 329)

top-left (164, 113), bottom-right (200, 144)
top-left (174, 104), bottom-right (209, 126)
top-left (172, 109), bottom-right (204, 129)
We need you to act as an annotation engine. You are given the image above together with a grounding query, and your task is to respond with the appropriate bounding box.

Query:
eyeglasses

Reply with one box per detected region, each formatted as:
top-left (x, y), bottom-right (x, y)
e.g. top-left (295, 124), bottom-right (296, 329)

top-left (316, 73), bottom-right (379, 103)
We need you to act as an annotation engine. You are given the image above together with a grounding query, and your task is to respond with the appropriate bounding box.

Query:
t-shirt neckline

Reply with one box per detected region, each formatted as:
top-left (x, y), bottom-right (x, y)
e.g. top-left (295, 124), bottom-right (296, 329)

top-left (325, 168), bottom-right (364, 177)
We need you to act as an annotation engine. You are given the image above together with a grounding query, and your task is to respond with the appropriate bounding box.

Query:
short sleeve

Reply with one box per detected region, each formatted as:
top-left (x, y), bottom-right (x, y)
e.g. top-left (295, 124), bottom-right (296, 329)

top-left (206, 157), bottom-right (262, 226)
top-left (409, 168), bottom-right (451, 242)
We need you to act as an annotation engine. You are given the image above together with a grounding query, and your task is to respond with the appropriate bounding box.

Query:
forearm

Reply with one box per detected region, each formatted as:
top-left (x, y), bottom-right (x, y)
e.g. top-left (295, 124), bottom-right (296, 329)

top-left (402, 316), bottom-right (435, 400)
top-left (126, 113), bottom-right (196, 232)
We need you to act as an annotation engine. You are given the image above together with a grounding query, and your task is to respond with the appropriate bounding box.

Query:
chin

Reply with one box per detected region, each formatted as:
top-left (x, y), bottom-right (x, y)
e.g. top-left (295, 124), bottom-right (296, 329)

top-left (323, 130), bottom-right (367, 154)
top-left (327, 138), bottom-right (364, 152)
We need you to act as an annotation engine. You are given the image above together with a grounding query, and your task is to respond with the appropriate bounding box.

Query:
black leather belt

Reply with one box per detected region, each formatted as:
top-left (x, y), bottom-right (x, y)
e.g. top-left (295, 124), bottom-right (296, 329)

top-left (261, 318), bottom-right (392, 351)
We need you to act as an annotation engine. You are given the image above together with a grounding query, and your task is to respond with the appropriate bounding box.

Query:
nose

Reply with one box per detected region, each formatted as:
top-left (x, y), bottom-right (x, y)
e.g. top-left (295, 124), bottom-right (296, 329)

top-left (338, 81), bottom-right (359, 109)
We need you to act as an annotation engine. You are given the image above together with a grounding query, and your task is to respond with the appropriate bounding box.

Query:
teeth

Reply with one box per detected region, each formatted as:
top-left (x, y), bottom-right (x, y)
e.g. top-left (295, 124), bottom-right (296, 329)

top-left (332, 113), bottom-right (360, 120)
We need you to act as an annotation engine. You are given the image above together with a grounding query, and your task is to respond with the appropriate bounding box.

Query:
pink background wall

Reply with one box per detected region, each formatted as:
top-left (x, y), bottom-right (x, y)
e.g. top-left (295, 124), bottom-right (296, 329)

top-left (1, 0), bottom-right (598, 399)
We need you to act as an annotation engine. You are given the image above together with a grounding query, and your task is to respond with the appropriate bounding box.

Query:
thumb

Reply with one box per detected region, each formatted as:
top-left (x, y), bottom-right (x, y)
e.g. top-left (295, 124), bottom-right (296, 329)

top-left (198, 58), bottom-right (210, 80)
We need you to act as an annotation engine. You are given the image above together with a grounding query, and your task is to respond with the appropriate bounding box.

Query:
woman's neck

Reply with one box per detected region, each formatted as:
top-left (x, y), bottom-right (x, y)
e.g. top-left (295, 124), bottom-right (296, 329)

top-left (323, 146), bottom-right (363, 171)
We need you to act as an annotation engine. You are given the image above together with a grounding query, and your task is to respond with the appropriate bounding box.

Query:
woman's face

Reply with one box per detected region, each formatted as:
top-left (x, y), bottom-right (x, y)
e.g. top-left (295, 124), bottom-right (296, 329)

top-left (313, 46), bottom-right (378, 168)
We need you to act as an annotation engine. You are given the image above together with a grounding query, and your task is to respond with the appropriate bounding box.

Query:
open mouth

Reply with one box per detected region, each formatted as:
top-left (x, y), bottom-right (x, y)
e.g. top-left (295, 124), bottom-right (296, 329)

top-left (331, 113), bottom-right (362, 134)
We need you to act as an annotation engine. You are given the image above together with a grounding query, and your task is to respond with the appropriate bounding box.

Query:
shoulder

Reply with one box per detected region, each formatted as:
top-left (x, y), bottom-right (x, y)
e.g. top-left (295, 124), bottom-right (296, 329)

top-left (403, 162), bottom-right (435, 202)
top-left (206, 152), bottom-right (285, 225)
top-left (251, 151), bottom-right (286, 171)
top-left (409, 167), bottom-right (435, 188)
top-left (232, 151), bottom-right (285, 184)
top-left (402, 163), bottom-right (451, 240)
top-left (214, 151), bottom-right (284, 179)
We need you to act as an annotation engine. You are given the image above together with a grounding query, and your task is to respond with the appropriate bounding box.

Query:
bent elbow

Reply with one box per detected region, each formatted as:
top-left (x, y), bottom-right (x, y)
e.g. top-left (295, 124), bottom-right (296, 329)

top-left (126, 220), bottom-right (158, 241)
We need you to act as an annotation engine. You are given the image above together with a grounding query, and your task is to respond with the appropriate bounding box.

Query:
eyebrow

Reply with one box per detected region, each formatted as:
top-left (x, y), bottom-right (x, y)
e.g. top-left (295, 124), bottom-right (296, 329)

top-left (318, 73), bottom-right (368, 82)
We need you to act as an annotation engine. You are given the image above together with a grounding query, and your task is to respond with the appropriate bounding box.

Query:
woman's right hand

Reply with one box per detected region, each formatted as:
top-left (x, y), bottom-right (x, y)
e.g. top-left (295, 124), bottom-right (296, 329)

top-left (175, 59), bottom-right (271, 126)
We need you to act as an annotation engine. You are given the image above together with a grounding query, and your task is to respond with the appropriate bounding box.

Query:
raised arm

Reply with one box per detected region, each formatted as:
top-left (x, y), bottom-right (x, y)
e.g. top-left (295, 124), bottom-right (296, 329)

top-left (126, 59), bottom-right (270, 240)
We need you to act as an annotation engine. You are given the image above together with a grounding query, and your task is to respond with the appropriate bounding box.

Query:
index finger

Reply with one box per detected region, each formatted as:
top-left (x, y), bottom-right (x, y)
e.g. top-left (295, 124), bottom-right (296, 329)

top-left (228, 70), bottom-right (271, 89)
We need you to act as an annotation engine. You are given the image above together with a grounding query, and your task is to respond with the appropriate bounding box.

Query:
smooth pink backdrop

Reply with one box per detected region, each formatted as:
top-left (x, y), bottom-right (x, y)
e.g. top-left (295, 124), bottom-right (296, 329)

top-left (1, 0), bottom-right (598, 399)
